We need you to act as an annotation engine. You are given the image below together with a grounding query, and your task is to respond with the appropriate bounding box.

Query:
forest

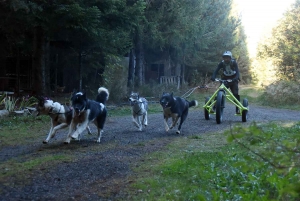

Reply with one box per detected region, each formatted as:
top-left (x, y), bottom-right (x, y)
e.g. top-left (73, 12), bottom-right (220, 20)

top-left (0, 0), bottom-right (250, 99)
top-left (2, 1), bottom-right (300, 200)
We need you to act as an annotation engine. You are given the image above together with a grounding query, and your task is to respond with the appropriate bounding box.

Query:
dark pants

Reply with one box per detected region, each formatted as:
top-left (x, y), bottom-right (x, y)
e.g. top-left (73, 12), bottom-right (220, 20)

top-left (224, 80), bottom-right (239, 97)
top-left (224, 80), bottom-right (240, 113)
top-left (213, 80), bottom-right (240, 109)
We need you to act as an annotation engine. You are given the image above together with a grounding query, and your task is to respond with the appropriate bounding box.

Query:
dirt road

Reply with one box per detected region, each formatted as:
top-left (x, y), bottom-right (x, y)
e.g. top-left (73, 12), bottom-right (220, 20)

top-left (0, 104), bottom-right (299, 201)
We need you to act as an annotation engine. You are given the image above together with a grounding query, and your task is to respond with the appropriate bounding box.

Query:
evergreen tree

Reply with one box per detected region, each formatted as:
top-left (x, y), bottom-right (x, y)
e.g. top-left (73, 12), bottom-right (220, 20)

top-left (257, 0), bottom-right (300, 81)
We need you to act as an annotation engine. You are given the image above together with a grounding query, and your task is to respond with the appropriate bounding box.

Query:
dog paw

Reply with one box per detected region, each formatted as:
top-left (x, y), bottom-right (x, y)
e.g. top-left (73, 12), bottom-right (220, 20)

top-left (42, 141), bottom-right (48, 144)
top-left (64, 141), bottom-right (70, 144)
top-left (71, 134), bottom-right (79, 140)
top-left (96, 139), bottom-right (101, 143)
top-left (176, 130), bottom-right (181, 134)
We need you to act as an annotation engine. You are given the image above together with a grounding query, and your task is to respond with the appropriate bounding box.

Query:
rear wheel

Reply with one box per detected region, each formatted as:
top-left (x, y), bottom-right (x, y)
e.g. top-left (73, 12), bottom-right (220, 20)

top-left (204, 96), bottom-right (210, 120)
top-left (216, 91), bottom-right (225, 124)
top-left (242, 98), bottom-right (248, 122)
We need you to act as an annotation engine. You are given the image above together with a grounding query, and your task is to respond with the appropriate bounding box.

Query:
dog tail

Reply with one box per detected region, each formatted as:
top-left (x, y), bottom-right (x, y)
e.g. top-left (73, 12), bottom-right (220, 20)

top-left (96, 87), bottom-right (109, 105)
top-left (188, 100), bottom-right (198, 108)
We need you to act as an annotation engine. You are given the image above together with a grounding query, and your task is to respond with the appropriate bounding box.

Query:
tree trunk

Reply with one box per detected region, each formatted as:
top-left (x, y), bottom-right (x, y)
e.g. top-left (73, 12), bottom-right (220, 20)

top-left (42, 39), bottom-right (51, 95)
top-left (32, 26), bottom-right (44, 95)
top-left (134, 28), bottom-right (144, 87)
top-left (78, 51), bottom-right (83, 91)
top-left (127, 49), bottom-right (135, 89)
top-left (16, 48), bottom-right (20, 97)
top-left (181, 64), bottom-right (185, 84)
top-left (55, 53), bottom-right (58, 93)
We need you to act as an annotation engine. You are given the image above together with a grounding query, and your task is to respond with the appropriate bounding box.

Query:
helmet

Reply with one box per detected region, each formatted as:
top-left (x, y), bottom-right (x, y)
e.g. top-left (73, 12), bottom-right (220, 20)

top-left (222, 51), bottom-right (232, 58)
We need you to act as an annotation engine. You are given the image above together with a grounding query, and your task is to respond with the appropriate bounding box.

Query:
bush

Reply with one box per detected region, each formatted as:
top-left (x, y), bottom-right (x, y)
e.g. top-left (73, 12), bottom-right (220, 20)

top-left (101, 56), bottom-right (128, 104)
top-left (264, 80), bottom-right (300, 105)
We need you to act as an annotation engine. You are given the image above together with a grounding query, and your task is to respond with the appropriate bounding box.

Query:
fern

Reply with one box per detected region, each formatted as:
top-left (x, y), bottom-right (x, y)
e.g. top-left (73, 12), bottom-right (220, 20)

top-left (4, 96), bottom-right (19, 112)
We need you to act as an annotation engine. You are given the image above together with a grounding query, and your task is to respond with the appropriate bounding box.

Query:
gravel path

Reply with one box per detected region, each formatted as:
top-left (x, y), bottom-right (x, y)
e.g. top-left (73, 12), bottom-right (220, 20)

top-left (0, 103), bottom-right (299, 201)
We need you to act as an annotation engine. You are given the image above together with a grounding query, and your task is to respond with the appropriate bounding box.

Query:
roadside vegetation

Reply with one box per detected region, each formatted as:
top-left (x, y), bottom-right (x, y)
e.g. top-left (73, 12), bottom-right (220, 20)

top-left (1, 85), bottom-right (300, 200)
top-left (126, 120), bottom-right (300, 200)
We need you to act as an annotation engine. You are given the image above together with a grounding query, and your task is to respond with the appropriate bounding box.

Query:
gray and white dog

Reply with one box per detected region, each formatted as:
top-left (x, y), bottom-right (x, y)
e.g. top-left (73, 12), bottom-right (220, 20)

top-left (128, 92), bottom-right (148, 131)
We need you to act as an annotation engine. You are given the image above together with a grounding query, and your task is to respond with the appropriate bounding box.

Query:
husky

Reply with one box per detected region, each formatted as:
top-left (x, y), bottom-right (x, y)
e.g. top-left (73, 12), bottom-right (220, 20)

top-left (159, 92), bottom-right (198, 134)
top-left (128, 92), bottom-right (148, 131)
top-left (35, 97), bottom-right (91, 144)
top-left (64, 87), bottom-right (109, 144)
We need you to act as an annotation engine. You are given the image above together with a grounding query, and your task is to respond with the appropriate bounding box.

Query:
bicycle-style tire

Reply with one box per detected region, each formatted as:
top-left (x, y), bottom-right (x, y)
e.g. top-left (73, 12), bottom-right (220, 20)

top-left (242, 98), bottom-right (248, 122)
top-left (204, 96), bottom-right (210, 120)
top-left (216, 90), bottom-right (225, 124)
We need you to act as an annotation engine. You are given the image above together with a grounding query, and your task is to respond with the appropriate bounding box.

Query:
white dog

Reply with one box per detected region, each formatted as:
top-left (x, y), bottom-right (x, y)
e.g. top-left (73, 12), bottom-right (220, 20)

top-left (128, 92), bottom-right (148, 131)
top-left (35, 97), bottom-right (91, 144)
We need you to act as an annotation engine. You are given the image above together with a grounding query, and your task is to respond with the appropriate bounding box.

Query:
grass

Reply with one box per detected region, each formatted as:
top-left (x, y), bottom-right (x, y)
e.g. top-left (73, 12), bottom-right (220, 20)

top-left (126, 122), bottom-right (300, 200)
top-left (0, 115), bottom-right (49, 146)
top-left (239, 85), bottom-right (265, 105)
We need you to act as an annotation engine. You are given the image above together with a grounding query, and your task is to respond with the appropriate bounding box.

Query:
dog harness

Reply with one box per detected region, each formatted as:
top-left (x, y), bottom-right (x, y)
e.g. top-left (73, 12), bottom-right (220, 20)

top-left (132, 101), bottom-right (147, 115)
top-left (48, 105), bottom-right (72, 115)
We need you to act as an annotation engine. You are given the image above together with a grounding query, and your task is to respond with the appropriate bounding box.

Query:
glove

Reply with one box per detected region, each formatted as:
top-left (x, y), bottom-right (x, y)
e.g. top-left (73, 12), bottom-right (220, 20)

top-left (210, 77), bottom-right (215, 81)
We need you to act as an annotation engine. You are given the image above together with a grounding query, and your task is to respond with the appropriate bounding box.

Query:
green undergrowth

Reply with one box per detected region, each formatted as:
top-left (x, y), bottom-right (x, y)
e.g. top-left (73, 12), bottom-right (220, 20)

top-left (239, 86), bottom-right (265, 105)
top-left (0, 115), bottom-right (49, 146)
top-left (126, 122), bottom-right (300, 201)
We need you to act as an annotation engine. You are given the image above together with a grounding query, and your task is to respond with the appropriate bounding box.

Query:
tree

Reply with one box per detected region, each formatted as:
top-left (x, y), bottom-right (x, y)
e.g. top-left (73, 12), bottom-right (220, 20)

top-left (0, 0), bottom-right (146, 94)
top-left (141, 0), bottom-right (248, 83)
top-left (257, 0), bottom-right (300, 81)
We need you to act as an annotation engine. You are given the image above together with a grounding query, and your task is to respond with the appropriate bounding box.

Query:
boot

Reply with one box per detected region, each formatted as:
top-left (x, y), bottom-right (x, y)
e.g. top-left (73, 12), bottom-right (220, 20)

top-left (235, 95), bottom-right (240, 114)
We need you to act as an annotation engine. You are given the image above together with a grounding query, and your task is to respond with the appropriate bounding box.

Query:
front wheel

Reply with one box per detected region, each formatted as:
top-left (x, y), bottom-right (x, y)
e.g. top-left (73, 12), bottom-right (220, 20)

top-left (242, 98), bottom-right (248, 122)
top-left (204, 96), bottom-right (210, 120)
top-left (216, 90), bottom-right (225, 124)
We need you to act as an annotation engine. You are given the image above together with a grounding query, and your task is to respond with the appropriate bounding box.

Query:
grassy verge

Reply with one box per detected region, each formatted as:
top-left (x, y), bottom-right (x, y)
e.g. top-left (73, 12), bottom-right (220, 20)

top-left (0, 115), bottom-right (49, 146)
top-left (126, 122), bottom-right (300, 200)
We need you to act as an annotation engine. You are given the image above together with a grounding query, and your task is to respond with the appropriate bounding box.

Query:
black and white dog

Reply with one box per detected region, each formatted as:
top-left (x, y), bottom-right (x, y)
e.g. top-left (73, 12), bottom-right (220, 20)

top-left (35, 97), bottom-right (92, 144)
top-left (159, 92), bottom-right (198, 134)
top-left (65, 87), bottom-right (109, 144)
top-left (129, 92), bottom-right (148, 131)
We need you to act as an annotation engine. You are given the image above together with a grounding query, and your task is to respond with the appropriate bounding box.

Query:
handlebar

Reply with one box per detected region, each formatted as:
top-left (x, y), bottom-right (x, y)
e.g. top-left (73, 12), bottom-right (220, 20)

top-left (214, 78), bottom-right (233, 83)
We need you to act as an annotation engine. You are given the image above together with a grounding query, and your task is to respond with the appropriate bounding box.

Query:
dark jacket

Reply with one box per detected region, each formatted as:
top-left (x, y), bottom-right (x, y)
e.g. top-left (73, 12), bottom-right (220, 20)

top-left (211, 59), bottom-right (240, 81)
